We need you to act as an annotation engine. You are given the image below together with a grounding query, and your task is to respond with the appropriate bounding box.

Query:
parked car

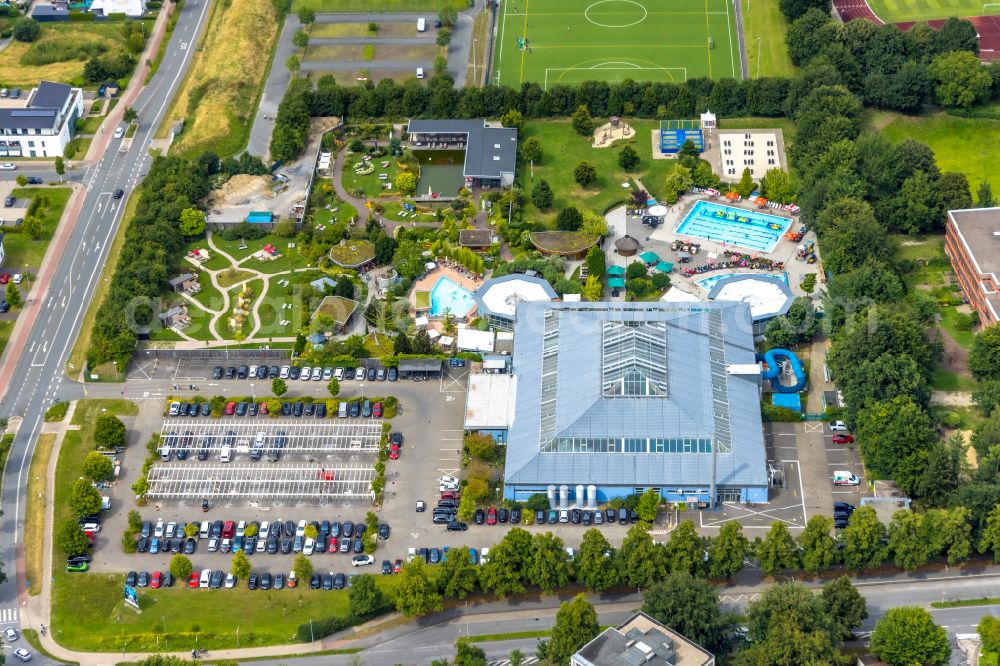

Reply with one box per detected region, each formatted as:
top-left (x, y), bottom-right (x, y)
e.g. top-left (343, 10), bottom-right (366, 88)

top-left (832, 434), bottom-right (855, 444)
top-left (474, 508), bottom-right (485, 525)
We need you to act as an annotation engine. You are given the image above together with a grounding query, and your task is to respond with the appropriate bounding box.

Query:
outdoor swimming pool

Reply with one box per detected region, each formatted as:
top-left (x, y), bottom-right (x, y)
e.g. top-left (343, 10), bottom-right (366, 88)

top-left (430, 276), bottom-right (477, 317)
top-left (676, 201), bottom-right (792, 253)
top-left (696, 272), bottom-right (788, 292)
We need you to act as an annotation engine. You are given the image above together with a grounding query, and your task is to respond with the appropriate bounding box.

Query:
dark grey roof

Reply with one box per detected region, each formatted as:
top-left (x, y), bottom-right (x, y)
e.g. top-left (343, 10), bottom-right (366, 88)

top-left (574, 613), bottom-right (714, 666)
top-left (31, 4), bottom-right (68, 15)
top-left (168, 273), bottom-right (196, 286)
top-left (459, 229), bottom-right (493, 247)
top-left (32, 81), bottom-right (72, 110)
top-left (406, 119), bottom-right (517, 182)
top-left (504, 301), bottom-right (768, 489)
top-left (398, 358), bottom-right (443, 372)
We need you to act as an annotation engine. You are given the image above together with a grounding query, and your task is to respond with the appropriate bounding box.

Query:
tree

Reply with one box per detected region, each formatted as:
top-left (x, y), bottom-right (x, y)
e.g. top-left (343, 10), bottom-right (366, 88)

top-left (395, 558), bottom-right (442, 616)
top-left (626, 261), bottom-right (648, 281)
top-left (665, 520), bottom-right (704, 576)
top-left (734, 168), bottom-right (756, 198)
top-left (438, 7), bottom-right (458, 25)
top-left (928, 506), bottom-right (973, 565)
top-left (757, 521), bottom-right (799, 575)
top-left (395, 171), bottom-right (417, 195)
top-left (820, 576), bottom-right (868, 642)
top-left (935, 16), bottom-right (979, 53)
top-left (978, 180), bottom-right (995, 208)
top-left (464, 432), bottom-right (496, 461)
top-left (56, 517), bottom-right (90, 556)
top-left (708, 521), bottom-right (749, 580)
top-left (531, 179), bottom-right (553, 209)
top-left (971, 325), bottom-right (1000, 380)
top-left (580, 209), bottom-right (608, 237)
top-left (798, 515), bottom-right (838, 573)
top-left (556, 206), bottom-right (582, 231)
top-left (929, 51), bottom-right (992, 108)
top-left (643, 572), bottom-right (737, 654)
top-left (94, 412), bottom-right (127, 449)
top-left (816, 197), bottom-right (894, 273)
top-left (5, 282), bottom-right (21, 309)
top-left (436, 28), bottom-right (452, 46)
top-left (978, 504), bottom-right (1000, 561)
top-left (303, 523), bottom-right (318, 540)
top-left (574, 161), bottom-right (597, 186)
top-left (70, 478), bottom-right (102, 517)
top-left (538, 594), bottom-right (600, 666)
top-left (575, 529), bottom-right (618, 592)
top-left (745, 581), bottom-right (833, 643)
top-left (760, 168), bottom-right (796, 203)
top-left (271, 378), bottom-right (287, 397)
top-left (526, 532), bottom-right (571, 594)
top-left (500, 108), bottom-right (524, 132)
top-left (184, 523), bottom-right (198, 538)
top-left (15, 176), bottom-right (27, 187)
top-left (439, 543), bottom-right (479, 599)
top-left (350, 574), bottom-right (385, 618)
top-left (734, 622), bottom-right (841, 666)
top-left (842, 506), bottom-right (888, 572)
top-left (22, 215), bottom-right (41, 241)
top-left (620, 524), bottom-right (667, 587)
top-left (521, 136), bottom-right (543, 163)
top-left (286, 54), bottom-right (301, 75)
top-left (123, 106), bottom-right (138, 124)
top-left (939, 171), bottom-right (972, 212)
top-left (54, 157), bottom-right (65, 182)
top-left (327, 378), bottom-right (340, 397)
top-left (82, 451), bottom-right (114, 482)
top-left (779, 0), bottom-right (831, 21)
top-left (479, 528), bottom-right (532, 597)
top-left (293, 553), bottom-right (313, 582)
top-left (232, 550), bottom-right (251, 579)
top-left (12, 17), bottom-right (41, 42)
top-left (871, 607), bottom-right (950, 666)
top-left (292, 28), bottom-right (309, 49)
top-left (618, 145), bottom-right (640, 170)
top-left (453, 638), bottom-right (487, 666)
top-left (508, 649), bottom-right (525, 666)
top-left (297, 6), bottom-right (315, 23)
top-left (170, 554), bottom-right (193, 581)
top-left (662, 164), bottom-right (693, 204)
top-left (636, 488), bottom-right (660, 522)
top-left (178, 208), bottom-right (206, 237)
top-left (855, 396), bottom-right (937, 481)
top-left (571, 104), bottom-right (594, 136)
top-left (888, 510), bottom-right (933, 571)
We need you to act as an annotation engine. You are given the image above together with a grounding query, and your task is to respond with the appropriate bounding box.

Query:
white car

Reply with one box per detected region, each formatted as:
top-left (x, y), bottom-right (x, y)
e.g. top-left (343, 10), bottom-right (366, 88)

top-left (199, 569), bottom-right (212, 588)
top-left (165, 521), bottom-right (177, 538)
top-left (300, 366), bottom-right (312, 381)
top-left (296, 519), bottom-right (306, 537)
top-left (279, 365), bottom-right (290, 379)
top-left (440, 475), bottom-right (459, 485)
top-left (440, 481), bottom-right (460, 492)
top-left (352, 554), bottom-right (375, 567)
top-left (4, 627), bottom-right (19, 642)
top-left (236, 520), bottom-right (245, 538)
top-left (248, 365), bottom-right (258, 379)
top-left (12, 274), bottom-right (22, 285)
top-left (303, 538), bottom-right (315, 555)
top-left (259, 521), bottom-right (270, 541)
top-left (406, 547), bottom-right (417, 562)
top-left (0, 163), bottom-right (16, 171)
top-left (829, 421), bottom-right (847, 431)
top-left (480, 547), bottom-right (490, 565)
top-left (154, 519), bottom-right (165, 538)
top-left (224, 572), bottom-right (236, 588)
top-left (113, 126), bottom-right (125, 139)
top-left (12, 648), bottom-right (31, 662)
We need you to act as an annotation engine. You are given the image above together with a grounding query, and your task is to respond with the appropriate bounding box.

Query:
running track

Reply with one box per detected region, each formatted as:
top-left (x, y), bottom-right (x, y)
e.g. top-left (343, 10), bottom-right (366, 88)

top-left (832, 0), bottom-right (1000, 59)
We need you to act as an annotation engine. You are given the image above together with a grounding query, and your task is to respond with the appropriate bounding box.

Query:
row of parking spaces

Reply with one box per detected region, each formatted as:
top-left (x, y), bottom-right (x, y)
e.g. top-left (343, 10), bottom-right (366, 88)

top-left (145, 464), bottom-right (374, 502)
top-left (158, 421), bottom-right (383, 453)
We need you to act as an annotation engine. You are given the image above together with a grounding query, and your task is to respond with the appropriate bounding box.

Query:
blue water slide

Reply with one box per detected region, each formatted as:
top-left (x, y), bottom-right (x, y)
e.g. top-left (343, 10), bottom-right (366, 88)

top-left (757, 349), bottom-right (807, 393)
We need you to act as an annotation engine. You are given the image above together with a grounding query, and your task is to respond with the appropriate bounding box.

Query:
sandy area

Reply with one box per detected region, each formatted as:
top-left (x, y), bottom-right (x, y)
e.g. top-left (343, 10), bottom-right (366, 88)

top-left (209, 175), bottom-right (274, 205)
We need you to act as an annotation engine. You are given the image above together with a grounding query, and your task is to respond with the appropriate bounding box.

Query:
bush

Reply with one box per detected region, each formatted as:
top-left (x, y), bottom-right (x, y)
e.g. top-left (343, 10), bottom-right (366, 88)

top-left (574, 161), bottom-right (597, 186)
top-left (12, 17), bottom-right (40, 42)
top-left (44, 401), bottom-right (69, 422)
top-left (297, 615), bottom-right (350, 642)
top-left (762, 403), bottom-right (803, 421)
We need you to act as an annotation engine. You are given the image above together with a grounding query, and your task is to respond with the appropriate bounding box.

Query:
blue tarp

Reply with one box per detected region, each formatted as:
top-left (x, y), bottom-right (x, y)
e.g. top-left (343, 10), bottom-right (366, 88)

top-left (772, 393), bottom-right (802, 411)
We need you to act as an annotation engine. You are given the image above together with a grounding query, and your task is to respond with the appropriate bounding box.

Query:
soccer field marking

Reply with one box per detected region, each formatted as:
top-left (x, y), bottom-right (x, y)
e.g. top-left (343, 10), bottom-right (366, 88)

top-left (704, 0), bottom-right (713, 78)
top-left (544, 61), bottom-right (687, 88)
top-left (584, 0), bottom-right (649, 27)
top-left (725, 0), bottom-right (737, 78)
top-left (519, 0), bottom-right (530, 83)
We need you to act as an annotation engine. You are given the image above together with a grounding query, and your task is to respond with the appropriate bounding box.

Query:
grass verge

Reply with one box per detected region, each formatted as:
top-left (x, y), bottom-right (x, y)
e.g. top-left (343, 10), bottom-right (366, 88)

top-left (741, 0), bottom-right (797, 78)
top-left (932, 596), bottom-right (1000, 608)
top-left (23, 629), bottom-right (78, 665)
top-left (160, 0), bottom-right (282, 157)
top-left (0, 321), bottom-right (14, 360)
top-left (469, 629), bottom-right (551, 642)
top-left (26, 433), bottom-right (57, 596)
top-left (44, 401), bottom-right (69, 422)
top-left (293, 0), bottom-right (465, 11)
top-left (4, 188), bottom-right (73, 271)
top-left (65, 189), bottom-right (140, 378)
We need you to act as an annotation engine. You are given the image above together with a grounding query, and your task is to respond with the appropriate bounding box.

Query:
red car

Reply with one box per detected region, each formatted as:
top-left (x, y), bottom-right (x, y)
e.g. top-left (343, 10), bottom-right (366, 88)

top-left (188, 572), bottom-right (200, 588)
top-left (0, 274), bottom-right (9, 285)
top-left (225, 402), bottom-right (236, 415)
top-left (832, 434), bottom-right (854, 444)
top-left (373, 401), bottom-right (383, 418)
top-left (389, 443), bottom-right (400, 459)
top-left (486, 507), bottom-right (497, 525)
top-left (328, 538), bottom-right (339, 553)
top-left (441, 490), bottom-right (461, 500)
top-left (151, 571), bottom-right (163, 589)
top-left (393, 559), bottom-right (403, 574)
top-left (222, 520), bottom-right (235, 539)
top-left (258, 402), bottom-right (268, 415)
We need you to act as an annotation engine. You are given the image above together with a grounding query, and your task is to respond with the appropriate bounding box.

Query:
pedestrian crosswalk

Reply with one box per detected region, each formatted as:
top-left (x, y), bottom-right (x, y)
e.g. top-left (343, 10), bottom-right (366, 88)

top-left (488, 658), bottom-right (538, 666)
top-left (0, 608), bottom-right (18, 623)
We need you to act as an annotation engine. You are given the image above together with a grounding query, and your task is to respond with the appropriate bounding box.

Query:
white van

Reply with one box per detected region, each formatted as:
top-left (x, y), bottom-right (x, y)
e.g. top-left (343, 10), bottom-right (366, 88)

top-left (220, 444), bottom-right (232, 463)
top-left (199, 521), bottom-right (211, 539)
top-left (338, 402), bottom-right (349, 418)
top-left (833, 470), bottom-right (859, 486)
top-left (417, 17), bottom-right (426, 31)
top-left (416, 67), bottom-right (425, 79)
top-left (199, 569), bottom-right (212, 587)
top-left (160, 445), bottom-right (172, 462)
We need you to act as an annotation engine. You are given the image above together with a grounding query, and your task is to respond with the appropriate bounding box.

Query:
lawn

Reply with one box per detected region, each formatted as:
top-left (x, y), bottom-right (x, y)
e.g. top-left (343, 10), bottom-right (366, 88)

top-left (293, 0), bottom-right (465, 11)
top-left (866, 0), bottom-right (996, 22)
top-left (933, 368), bottom-right (978, 391)
top-left (217, 268), bottom-right (257, 289)
top-left (340, 154), bottom-right (406, 199)
top-left (254, 271), bottom-right (325, 338)
top-left (26, 433), bottom-right (56, 596)
top-left (303, 44), bottom-right (362, 62)
top-left (190, 273), bottom-right (225, 312)
top-left (213, 233), bottom-right (301, 265)
top-left (876, 112), bottom-right (1000, 191)
top-left (160, 0), bottom-right (281, 157)
top-left (309, 22), bottom-right (375, 38)
top-left (364, 332), bottom-right (394, 357)
top-left (492, 0), bottom-right (739, 87)
top-left (0, 22), bottom-right (152, 88)
top-left (519, 119), bottom-right (680, 223)
top-left (0, 321), bottom-right (12, 359)
top-left (183, 236), bottom-right (232, 272)
top-left (2, 188), bottom-right (73, 271)
top-left (741, 0), bottom-right (797, 78)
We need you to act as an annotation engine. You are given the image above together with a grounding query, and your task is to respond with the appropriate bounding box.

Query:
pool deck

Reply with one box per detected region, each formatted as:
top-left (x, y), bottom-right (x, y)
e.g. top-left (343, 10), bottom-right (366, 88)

top-left (603, 194), bottom-right (822, 302)
top-left (411, 265), bottom-right (483, 320)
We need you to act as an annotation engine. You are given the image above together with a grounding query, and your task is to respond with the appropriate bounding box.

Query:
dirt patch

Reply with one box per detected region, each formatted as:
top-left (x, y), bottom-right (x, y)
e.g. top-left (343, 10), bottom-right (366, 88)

top-left (592, 121), bottom-right (636, 148)
top-left (208, 174), bottom-right (274, 206)
top-left (937, 325), bottom-right (971, 376)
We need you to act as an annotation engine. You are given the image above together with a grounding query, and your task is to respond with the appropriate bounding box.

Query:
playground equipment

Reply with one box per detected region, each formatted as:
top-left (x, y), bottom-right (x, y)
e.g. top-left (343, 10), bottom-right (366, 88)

top-left (758, 348), bottom-right (806, 393)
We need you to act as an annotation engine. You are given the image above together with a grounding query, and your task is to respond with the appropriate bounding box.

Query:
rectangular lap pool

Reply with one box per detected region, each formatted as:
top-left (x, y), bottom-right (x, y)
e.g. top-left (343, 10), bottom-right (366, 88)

top-left (676, 201), bottom-right (792, 253)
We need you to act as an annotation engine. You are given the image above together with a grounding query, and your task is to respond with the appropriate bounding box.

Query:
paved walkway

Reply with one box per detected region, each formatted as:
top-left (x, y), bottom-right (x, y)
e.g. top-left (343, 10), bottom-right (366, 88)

top-left (331, 149), bottom-right (370, 226)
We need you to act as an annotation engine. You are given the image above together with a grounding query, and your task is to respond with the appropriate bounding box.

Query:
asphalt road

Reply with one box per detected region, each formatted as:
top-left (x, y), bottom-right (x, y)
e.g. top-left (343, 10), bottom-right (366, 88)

top-left (0, 0), bottom-right (213, 658)
top-left (245, 12), bottom-right (300, 160)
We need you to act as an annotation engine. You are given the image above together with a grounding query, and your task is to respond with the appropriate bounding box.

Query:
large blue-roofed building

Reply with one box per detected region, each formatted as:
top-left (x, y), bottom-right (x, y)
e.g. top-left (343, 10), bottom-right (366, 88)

top-left (503, 301), bottom-right (769, 506)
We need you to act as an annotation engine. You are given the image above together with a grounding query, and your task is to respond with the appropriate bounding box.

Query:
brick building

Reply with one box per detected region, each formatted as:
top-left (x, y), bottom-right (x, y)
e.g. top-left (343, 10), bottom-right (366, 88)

top-left (945, 207), bottom-right (1000, 326)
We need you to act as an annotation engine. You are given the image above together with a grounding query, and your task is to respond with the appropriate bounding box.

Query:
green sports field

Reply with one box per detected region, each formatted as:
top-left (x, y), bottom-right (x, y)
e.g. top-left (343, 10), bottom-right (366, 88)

top-left (492, 0), bottom-right (741, 88)
top-left (866, 0), bottom-right (999, 23)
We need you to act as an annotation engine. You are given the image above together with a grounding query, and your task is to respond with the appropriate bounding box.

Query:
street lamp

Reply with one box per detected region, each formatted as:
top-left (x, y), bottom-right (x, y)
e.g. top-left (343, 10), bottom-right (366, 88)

top-left (473, 38), bottom-right (478, 85)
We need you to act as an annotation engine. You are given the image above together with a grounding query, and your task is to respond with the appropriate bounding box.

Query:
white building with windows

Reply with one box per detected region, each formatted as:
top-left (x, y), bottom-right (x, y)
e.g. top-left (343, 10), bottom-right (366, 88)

top-left (717, 129), bottom-right (785, 181)
top-left (0, 81), bottom-right (84, 158)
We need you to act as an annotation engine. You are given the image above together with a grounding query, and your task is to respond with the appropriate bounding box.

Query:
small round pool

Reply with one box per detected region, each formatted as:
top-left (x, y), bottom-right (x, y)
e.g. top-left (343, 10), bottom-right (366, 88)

top-left (430, 276), bottom-right (476, 317)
